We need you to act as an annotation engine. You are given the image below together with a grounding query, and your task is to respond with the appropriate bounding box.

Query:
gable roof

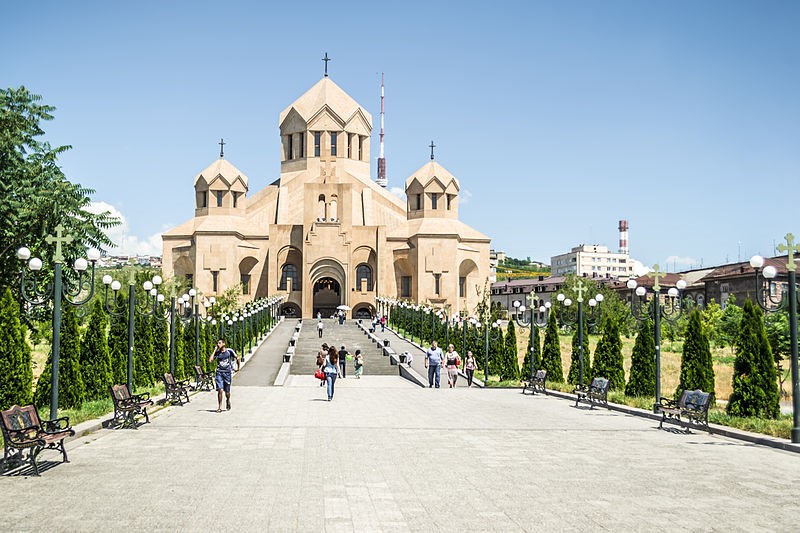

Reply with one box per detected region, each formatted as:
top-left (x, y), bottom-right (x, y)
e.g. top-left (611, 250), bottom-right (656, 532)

top-left (194, 158), bottom-right (248, 187)
top-left (279, 77), bottom-right (372, 128)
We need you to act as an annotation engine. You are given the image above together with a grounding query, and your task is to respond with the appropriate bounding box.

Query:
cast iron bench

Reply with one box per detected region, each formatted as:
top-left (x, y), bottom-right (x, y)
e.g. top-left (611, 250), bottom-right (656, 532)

top-left (163, 372), bottom-right (191, 405)
top-left (109, 384), bottom-right (154, 428)
top-left (522, 369), bottom-right (547, 395)
top-left (573, 377), bottom-right (611, 409)
top-left (1, 404), bottom-right (75, 476)
top-left (655, 389), bottom-right (712, 433)
top-left (194, 365), bottom-right (214, 391)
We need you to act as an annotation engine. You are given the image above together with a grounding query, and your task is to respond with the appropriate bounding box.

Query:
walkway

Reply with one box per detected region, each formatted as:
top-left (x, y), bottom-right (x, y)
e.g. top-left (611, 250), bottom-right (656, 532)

top-left (234, 319), bottom-right (296, 387)
top-left (2, 328), bottom-right (799, 531)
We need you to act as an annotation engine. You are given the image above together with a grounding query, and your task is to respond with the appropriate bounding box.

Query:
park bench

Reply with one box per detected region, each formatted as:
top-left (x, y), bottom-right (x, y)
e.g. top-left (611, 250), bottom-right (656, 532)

top-left (522, 369), bottom-right (547, 395)
top-left (573, 377), bottom-right (610, 409)
top-left (1, 404), bottom-right (74, 476)
top-left (655, 389), bottom-right (712, 433)
top-left (194, 365), bottom-right (214, 391)
top-left (163, 372), bottom-right (191, 405)
top-left (109, 384), bottom-right (154, 429)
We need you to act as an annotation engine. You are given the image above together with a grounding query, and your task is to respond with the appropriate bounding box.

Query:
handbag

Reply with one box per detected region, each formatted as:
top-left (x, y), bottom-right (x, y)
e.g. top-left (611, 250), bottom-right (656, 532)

top-left (314, 369), bottom-right (325, 380)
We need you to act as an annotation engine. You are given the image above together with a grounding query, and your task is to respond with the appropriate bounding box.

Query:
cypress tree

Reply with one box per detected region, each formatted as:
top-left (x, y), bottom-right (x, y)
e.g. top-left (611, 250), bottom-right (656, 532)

top-left (625, 318), bottom-right (656, 397)
top-left (566, 321), bottom-right (591, 386)
top-left (173, 320), bottom-right (186, 380)
top-left (591, 319), bottom-right (625, 390)
top-left (676, 309), bottom-right (716, 401)
top-left (35, 304), bottom-right (84, 409)
top-left (152, 314), bottom-right (169, 381)
top-left (107, 292), bottom-right (128, 385)
top-left (521, 327), bottom-right (540, 381)
top-left (133, 312), bottom-right (153, 388)
top-left (0, 287), bottom-right (33, 409)
top-left (182, 319), bottom-right (196, 378)
top-left (727, 299), bottom-right (780, 418)
top-left (540, 311), bottom-right (563, 382)
top-left (79, 299), bottom-right (112, 401)
top-left (502, 320), bottom-right (519, 381)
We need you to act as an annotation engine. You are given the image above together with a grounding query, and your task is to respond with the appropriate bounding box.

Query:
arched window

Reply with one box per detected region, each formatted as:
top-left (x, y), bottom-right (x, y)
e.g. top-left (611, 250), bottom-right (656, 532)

top-left (329, 195), bottom-right (338, 221)
top-left (280, 264), bottom-right (299, 291)
top-left (318, 194), bottom-right (326, 221)
top-left (356, 264), bottom-right (373, 291)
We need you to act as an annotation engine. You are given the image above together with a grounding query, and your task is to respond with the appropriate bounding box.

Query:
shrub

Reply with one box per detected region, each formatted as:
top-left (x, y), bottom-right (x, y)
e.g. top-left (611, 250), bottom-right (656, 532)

top-left (625, 318), bottom-right (655, 397)
top-left (540, 312), bottom-right (563, 382)
top-left (79, 299), bottom-right (112, 401)
top-left (0, 287), bottom-right (33, 409)
top-left (591, 318), bottom-right (624, 390)
top-left (676, 309), bottom-right (715, 401)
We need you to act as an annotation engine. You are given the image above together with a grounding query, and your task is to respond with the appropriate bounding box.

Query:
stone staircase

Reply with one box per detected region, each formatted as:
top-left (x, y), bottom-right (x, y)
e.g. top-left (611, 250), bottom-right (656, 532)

top-left (290, 319), bottom-right (398, 376)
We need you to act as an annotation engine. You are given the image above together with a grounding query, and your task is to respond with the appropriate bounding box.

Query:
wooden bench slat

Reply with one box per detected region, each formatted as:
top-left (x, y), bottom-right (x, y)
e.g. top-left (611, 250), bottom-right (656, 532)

top-left (1, 404), bottom-right (75, 476)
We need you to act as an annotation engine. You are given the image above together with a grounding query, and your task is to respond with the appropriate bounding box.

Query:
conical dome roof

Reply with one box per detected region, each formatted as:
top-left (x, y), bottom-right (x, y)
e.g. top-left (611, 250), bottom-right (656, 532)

top-left (279, 77), bottom-right (372, 126)
top-left (405, 160), bottom-right (459, 190)
top-left (193, 158), bottom-right (248, 187)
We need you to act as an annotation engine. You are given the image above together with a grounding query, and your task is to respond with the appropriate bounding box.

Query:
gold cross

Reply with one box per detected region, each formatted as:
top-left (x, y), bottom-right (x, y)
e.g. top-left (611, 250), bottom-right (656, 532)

top-left (526, 292), bottom-right (536, 308)
top-left (45, 224), bottom-right (73, 263)
top-left (574, 280), bottom-right (587, 303)
top-left (647, 264), bottom-right (665, 292)
top-left (776, 233), bottom-right (800, 272)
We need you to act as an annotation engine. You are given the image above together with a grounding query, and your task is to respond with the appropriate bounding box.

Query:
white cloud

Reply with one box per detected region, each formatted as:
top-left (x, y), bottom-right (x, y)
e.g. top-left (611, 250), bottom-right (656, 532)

top-left (630, 260), bottom-right (651, 277)
top-left (460, 189), bottom-right (473, 205)
top-left (389, 187), bottom-right (406, 200)
top-left (664, 255), bottom-right (697, 270)
top-left (84, 201), bottom-right (163, 256)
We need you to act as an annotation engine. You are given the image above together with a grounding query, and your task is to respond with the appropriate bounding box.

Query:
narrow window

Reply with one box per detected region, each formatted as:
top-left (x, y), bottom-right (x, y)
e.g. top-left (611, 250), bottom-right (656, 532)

top-left (356, 264), bottom-right (373, 291)
top-left (459, 277), bottom-right (466, 297)
top-left (199, 191), bottom-right (207, 208)
top-left (330, 131), bottom-right (337, 156)
top-left (232, 191), bottom-right (239, 208)
top-left (280, 264), bottom-right (299, 291)
top-left (211, 271), bottom-right (219, 292)
top-left (314, 132), bottom-right (321, 157)
top-left (447, 194), bottom-right (452, 210)
top-left (216, 191), bottom-right (223, 207)
top-left (286, 135), bottom-right (293, 160)
top-left (401, 276), bottom-right (411, 298)
top-left (434, 273), bottom-right (441, 295)
top-left (347, 133), bottom-right (353, 158)
top-left (298, 134), bottom-right (304, 158)
top-left (431, 193), bottom-right (438, 210)
top-left (358, 136), bottom-right (363, 160)
top-left (241, 274), bottom-right (250, 295)
top-left (415, 194), bottom-right (422, 210)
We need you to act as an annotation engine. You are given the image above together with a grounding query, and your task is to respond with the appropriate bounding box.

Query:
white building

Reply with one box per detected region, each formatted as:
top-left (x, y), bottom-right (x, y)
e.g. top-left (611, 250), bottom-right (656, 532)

top-left (550, 244), bottom-right (635, 278)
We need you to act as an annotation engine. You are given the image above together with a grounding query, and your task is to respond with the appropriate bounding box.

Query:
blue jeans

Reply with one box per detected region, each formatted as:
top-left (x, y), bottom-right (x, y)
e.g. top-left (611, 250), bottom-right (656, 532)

top-left (427, 363), bottom-right (441, 388)
top-left (325, 373), bottom-right (338, 399)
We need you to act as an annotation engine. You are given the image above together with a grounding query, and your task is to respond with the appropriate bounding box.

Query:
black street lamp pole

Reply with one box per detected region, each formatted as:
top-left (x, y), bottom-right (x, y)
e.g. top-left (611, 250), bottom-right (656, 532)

top-left (17, 230), bottom-right (100, 420)
top-left (556, 281), bottom-right (604, 386)
top-left (750, 238), bottom-right (800, 444)
top-left (512, 296), bottom-right (551, 387)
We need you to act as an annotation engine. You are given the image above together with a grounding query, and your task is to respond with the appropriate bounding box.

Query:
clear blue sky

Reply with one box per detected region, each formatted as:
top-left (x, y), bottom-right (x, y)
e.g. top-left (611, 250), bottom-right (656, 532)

top-left (2, 1), bottom-right (798, 272)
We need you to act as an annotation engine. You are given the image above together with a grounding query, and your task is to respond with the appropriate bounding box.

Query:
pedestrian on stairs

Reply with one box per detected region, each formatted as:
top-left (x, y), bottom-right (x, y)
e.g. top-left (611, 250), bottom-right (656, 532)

top-left (354, 349), bottom-right (364, 378)
top-left (317, 320), bottom-right (324, 338)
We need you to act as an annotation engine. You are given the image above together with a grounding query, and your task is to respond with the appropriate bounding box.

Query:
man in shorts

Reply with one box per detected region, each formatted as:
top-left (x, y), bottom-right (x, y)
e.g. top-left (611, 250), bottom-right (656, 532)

top-left (209, 339), bottom-right (239, 412)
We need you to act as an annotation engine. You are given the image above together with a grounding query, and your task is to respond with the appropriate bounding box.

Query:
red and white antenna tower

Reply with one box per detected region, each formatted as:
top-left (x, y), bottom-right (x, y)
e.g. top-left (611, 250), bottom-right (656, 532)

top-left (618, 219), bottom-right (629, 254)
top-left (376, 72), bottom-right (387, 187)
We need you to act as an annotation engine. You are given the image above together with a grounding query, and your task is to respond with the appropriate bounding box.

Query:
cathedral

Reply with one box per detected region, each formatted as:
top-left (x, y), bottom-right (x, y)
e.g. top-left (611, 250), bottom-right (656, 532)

top-left (161, 73), bottom-right (491, 319)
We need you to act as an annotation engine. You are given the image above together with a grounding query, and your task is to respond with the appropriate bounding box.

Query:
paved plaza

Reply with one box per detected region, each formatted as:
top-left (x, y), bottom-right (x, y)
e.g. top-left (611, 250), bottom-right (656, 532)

top-left (1, 322), bottom-right (799, 532)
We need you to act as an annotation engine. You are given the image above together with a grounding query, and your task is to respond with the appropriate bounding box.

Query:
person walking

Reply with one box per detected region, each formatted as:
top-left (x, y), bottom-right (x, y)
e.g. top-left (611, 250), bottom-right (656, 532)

top-left (445, 344), bottom-right (461, 388)
top-left (464, 350), bottom-right (477, 387)
top-left (209, 339), bottom-right (240, 412)
top-left (324, 346), bottom-right (341, 401)
top-left (424, 340), bottom-right (444, 388)
top-left (354, 349), bottom-right (364, 378)
top-left (317, 320), bottom-right (324, 338)
top-left (317, 343), bottom-right (328, 387)
top-left (338, 345), bottom-right (349, 378)
top-left (380, 314), bottom-right (386, 332)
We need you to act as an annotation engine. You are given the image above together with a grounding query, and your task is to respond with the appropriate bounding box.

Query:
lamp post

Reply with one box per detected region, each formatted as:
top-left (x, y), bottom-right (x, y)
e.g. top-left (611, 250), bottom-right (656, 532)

top-left (512, 296), bottom-right (551, 387)
top-left (17, 227), bottom-right (100, 420)
top-left (627, 265), bottom-right (687, 412)
top-left (751, 235), bottom-right (800, 443)
top-left (102, 272), bottom-right (164, 391)
top-left (456, 316), bottom-right (501, 386)
top-left (556, 281), bottom-right (604, 386)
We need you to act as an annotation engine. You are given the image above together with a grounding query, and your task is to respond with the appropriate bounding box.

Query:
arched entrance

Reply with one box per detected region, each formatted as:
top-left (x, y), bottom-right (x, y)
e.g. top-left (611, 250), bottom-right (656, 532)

top-left (313, 277), bottom-right (341, 318)
top-left (309, 258), bottom-right (347, 318)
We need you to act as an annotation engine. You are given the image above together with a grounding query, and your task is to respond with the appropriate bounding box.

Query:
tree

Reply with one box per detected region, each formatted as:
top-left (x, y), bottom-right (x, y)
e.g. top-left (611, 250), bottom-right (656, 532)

top-left (701, 299), bottom-right (724, 348)
top-left (133, 313), bottom-right (154, 388)
top-left (675, 309), bottom-right (715, 401)
top-left (625, 319), bottom-right (655, 397)
top-left (566, 321), bottom-right (590, 386)
top-left (34, 304), bottom-right (84, 409)
top-left (0, 87), bottom-right (118, 292)
top-left (501, 320), bottom-right (519, 381)
top-left (520, 327), bottom-right (540, 381)
top-left (764, 311), bottom-right (792, 398)
top-left (591, 318), bottom-right (625, 390)
top-left (718, 296), bottom-right (743, 353)
top-left (727, 299), bottom-right (780, 419)
top-left (79, 299), bottom-right (112, 401)
top-left (0, 287), bottom-right (33, 409)
top-left (540, 311), bottom-right (563, 382)
top-left (152, 314), bottom-right (169, 380)
top-left (107, 292), bottom-right (128, 385)
top-left (182, 319), bottom-right (197, 379)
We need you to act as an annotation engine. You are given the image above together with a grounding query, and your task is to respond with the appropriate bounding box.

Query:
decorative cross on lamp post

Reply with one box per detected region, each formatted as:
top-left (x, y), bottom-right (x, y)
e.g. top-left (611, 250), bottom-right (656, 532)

top-left (513, 292), bottom-right (552, 391)
top-left (750, 232), bottom-right (800, 443)
top-left (627, 265), bottom-right (687, 412)
top-left (17, 225), bottom-right (101, 420)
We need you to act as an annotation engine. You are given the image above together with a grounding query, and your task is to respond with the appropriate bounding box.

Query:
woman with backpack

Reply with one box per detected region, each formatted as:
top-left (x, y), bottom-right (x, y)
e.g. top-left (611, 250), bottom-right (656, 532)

top-left (323, 346), bottom-right (342, 401)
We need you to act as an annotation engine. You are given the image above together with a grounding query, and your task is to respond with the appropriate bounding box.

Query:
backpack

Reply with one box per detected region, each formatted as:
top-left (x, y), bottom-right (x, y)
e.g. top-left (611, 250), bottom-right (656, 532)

top-left (316, 354), bottom-right (324, 366)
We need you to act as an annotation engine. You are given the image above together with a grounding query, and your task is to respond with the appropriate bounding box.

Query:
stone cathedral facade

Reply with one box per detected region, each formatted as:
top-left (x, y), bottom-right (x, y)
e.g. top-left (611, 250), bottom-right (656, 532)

top-left (162, 75), bottom-right (491, 318)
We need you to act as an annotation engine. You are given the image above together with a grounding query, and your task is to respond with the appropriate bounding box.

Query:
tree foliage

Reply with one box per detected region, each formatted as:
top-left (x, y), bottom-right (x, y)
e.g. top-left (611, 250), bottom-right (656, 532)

top-left (79, 299), bottom-right (112, 401)
top-left (591, 318), bottom-right (625, 390)
top-left (727, 299), bottom-right (780, 418)
top-left (625, 318), bottom-right (655, 397)
top-left (107, 291), bottom-right (128, 385)
top-left (566, 321), bottom-right (591, 386)
top-left (0, 87), bottom-right (118, 292)
top-left (676, 309), bottom-right (715, 401)
top-left (500, 320), bottom-right (519, 381)
top-left (0, 287), bottom-right (33, 409)
top-left (718, 295), bottom-right (743, 352)
top-left (521, 326), bottom-right (541, 381)
top-left (35, 304), bottom-right (84, 409)
top-left (540, 311), bottom-right (563, 382)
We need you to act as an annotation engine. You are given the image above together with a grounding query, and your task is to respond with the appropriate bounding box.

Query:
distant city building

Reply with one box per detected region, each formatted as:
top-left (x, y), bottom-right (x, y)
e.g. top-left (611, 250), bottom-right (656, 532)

top-left (551, 244), bottom-right (635, 278)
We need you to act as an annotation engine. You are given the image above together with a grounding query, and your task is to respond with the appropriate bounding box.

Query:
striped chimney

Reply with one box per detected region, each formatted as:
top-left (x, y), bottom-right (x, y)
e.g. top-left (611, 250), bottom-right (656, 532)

top-left (618, 219), bottom-right (629, 254)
